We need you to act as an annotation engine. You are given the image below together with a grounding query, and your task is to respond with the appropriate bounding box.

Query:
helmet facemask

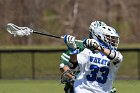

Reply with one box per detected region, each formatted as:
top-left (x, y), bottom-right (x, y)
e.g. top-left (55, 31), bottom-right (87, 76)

top-left (89, 26), bottom-right (119, 50)
top-left (104, 35), bottom-right (119, 49)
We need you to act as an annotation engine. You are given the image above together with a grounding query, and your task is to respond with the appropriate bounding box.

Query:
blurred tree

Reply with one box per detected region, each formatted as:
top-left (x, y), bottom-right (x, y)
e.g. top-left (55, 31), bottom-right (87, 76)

top-left (0, 0), bottom-right (139, 45)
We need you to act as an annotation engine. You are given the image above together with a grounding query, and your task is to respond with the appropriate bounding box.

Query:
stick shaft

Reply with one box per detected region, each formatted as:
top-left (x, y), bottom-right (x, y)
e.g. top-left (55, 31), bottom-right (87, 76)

top-left (33, 30), bottom-right (83, 42)
top-left (33, 31), bottom-right (62, 39)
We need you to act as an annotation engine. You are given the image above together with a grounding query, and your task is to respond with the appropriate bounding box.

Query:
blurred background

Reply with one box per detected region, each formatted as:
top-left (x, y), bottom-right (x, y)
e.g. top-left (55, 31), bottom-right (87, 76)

top-left (0, 0), bottom-right (140, 45)
top-left (0, 0), bottom-right (140, 93)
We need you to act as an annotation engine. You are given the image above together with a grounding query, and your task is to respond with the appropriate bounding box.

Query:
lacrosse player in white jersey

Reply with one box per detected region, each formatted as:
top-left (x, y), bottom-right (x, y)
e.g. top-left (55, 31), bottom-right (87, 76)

top-left (63, 22), bottom-right (123, 93)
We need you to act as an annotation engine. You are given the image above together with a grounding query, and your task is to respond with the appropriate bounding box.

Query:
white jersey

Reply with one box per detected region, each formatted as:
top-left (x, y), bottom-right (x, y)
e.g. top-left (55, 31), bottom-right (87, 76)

top-left (74, 48), bottom-right (123, 93)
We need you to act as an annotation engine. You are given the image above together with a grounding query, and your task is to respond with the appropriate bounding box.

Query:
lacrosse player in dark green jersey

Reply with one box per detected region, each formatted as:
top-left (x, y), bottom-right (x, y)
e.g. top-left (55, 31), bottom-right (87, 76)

top-left (59, 41), bottom-right (84, 93)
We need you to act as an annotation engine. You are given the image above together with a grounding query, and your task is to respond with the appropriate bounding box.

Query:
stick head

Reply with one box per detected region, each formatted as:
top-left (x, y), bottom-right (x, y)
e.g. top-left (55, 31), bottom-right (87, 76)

top-left (6, 23), bottom-right (33, 37)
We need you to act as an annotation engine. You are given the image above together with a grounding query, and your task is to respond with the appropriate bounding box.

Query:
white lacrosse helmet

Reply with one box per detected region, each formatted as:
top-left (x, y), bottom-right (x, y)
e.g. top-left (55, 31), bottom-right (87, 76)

top-left (93, 26), bottom-right (119, 50)
top-left (89, 21), bottom-right (107, 31)
top-left (89, 21), bottom-right (107, 38)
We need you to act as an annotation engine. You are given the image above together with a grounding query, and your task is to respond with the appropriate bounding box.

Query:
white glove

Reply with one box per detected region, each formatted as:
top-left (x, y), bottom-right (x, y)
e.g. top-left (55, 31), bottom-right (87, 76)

top-left (83, 39), bottom-right (100, 50)
top-left (64, 35), bottom-right (79, 54)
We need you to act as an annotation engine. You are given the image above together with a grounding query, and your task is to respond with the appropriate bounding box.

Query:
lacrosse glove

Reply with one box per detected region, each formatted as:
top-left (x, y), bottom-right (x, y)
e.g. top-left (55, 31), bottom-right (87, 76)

top-left (60, 70), bottom-right (76, 84)
top-left (64, 35), bottom-right (79, 54)
top-left (83, 39), bottom-right (100, 50)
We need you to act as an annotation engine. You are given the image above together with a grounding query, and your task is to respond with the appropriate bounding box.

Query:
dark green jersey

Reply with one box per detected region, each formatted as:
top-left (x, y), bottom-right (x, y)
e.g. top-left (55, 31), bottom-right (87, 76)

top-left (60, 42), bottom-right (85, 93)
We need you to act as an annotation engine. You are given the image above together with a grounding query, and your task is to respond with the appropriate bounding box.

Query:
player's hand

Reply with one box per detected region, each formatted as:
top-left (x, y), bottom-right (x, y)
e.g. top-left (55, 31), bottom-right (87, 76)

top-left (64, 35), bottom-right (79, 54)
top-left (83, 39), bottom-right (100, 50)
top-left (69, 76), bottom-right (76, 85)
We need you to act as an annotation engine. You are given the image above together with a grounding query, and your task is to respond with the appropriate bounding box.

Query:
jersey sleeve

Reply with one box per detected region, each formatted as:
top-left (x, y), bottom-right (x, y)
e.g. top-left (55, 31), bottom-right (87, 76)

top-left (60, 42), bottom-right (85, 69)
top-left (60, 50), bottom-right (71, 66)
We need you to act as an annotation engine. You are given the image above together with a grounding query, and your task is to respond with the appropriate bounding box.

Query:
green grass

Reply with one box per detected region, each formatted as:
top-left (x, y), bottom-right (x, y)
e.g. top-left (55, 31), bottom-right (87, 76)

top-left (0, 80), bottom-right (64, 93)
top-left (0, 80), bottom-right (140, 93)
top-left (114, 80), bottom-right (140, 93)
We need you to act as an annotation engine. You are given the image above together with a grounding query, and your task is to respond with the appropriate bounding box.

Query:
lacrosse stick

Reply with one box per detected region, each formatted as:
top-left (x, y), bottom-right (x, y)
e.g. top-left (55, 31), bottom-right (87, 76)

top-left (6, 23), bottom-right (82, 42)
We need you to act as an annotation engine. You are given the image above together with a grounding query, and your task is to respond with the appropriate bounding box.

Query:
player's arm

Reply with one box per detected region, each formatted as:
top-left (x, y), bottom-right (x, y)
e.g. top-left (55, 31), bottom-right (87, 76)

top-left (98, 47), bottom-right (123, 64)
top-left (83, 39), bottom-right (123, 64)
top-left (59, 51), bottom-right (77, 81)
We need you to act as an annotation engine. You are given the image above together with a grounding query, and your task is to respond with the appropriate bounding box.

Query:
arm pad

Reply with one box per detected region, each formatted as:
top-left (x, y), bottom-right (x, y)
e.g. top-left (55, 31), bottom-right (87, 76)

top-left (107, 50), bottom-right (123, 65)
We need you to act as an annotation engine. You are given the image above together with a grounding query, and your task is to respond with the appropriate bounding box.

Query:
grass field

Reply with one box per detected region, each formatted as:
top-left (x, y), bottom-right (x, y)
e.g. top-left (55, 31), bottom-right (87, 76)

top-left (114, 80), bottom-right (140, 93)
top-left (0, 80), bottom-right (140, 93)
top-left (0, 80), bottom-right (64, 93)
